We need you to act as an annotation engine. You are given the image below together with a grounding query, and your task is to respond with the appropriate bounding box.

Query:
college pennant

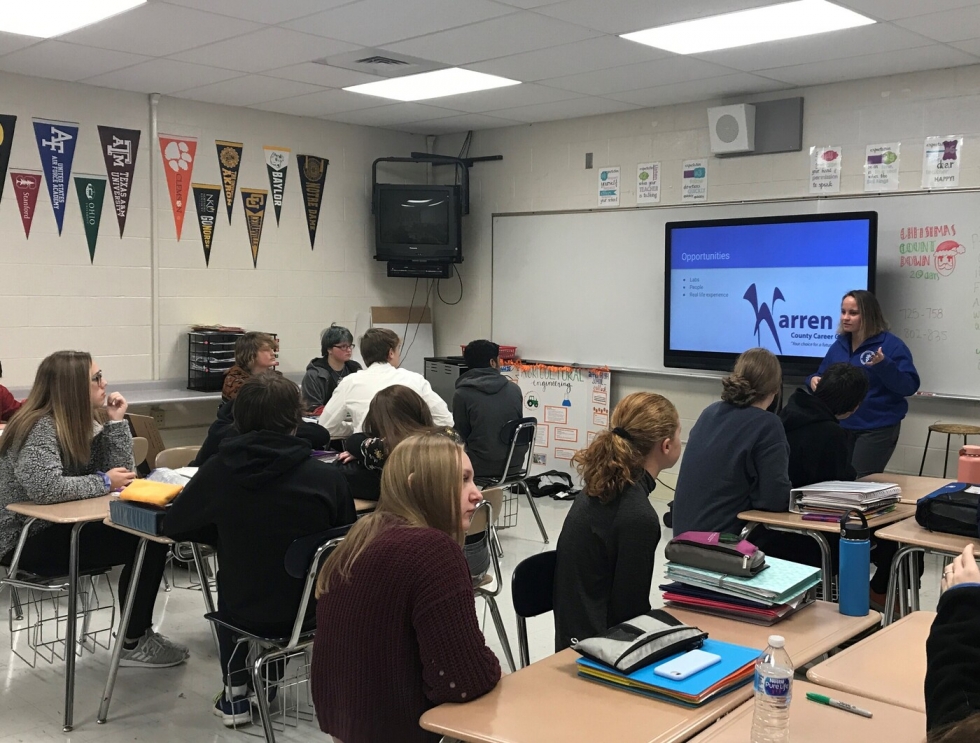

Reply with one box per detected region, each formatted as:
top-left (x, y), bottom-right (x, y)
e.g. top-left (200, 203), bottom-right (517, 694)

top-left (33, 118), bottom-right (79, 235)
top-left (0, 114), bottom-right (17, 205)
top-left (296, 154), bottom-right (328, 249)
top-left (192, 183), bottom-right (221, 267)
top-left (74, 174), bottom-right (107, 263)
top-left (10, 170), bottom-right (41, 238)
top-left (263, 146), bottom-right (289, 226)
top-left (240, 188), bottom-right (268, 268)
top-left (97, 125), bottom-right (140, 237)
top-left (158, 133), bottom-right (197, 240)
top-left (216, 140), bottom-right (243, 224)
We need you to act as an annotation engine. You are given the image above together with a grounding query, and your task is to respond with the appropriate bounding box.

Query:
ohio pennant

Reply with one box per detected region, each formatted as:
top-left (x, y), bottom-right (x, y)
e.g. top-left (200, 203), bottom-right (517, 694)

top-left (192, 183), bottom-right (221, 267)
top-left (0, 114), bottom-right (16, 205)
top-left (33, 118), bottom-right (79, 235)
top-left (10, 170), bottom-right (41, 238)
top-left (216, 140), bottom-right (243, 224)
top-left (98, 125), bottom-right (140, 237)
top-left (74, 174), bottom-right (107, 263)
top-left (159, 133), bottom-right (197, 240)
top-left (240, 188), bottom-right (268, 268)
top-left (296, 154), bottom-right (327, 249)
top-left (263, 146), bottom-right (289, 226)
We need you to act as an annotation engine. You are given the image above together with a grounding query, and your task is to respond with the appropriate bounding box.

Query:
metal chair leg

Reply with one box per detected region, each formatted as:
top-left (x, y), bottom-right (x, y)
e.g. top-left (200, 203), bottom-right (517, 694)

top-left (252, 649), bottom-right (278, 743)
top-left (521, 483), bottom-right (549, 544)
top-left (918, 429), bottom-right (932, 476)
top-left (484, 595), bottom-right (517, 673)
top-left (516, 616), bottom-right (530, 669)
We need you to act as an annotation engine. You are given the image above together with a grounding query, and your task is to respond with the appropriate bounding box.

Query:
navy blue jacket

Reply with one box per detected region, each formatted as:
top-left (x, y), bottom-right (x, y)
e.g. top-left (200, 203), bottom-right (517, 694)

top-left (807, 331), bottom-right (919, 431)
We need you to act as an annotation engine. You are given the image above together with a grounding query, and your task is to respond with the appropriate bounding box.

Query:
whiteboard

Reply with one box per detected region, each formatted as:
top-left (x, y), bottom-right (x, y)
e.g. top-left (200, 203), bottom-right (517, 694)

top-left (492, 191), bottom-right (980, 398)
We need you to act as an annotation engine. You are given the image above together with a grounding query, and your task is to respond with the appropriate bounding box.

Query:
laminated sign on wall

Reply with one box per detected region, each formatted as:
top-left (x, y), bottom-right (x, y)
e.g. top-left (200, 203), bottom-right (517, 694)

top-left (508, 362), bottom-right (611, 482)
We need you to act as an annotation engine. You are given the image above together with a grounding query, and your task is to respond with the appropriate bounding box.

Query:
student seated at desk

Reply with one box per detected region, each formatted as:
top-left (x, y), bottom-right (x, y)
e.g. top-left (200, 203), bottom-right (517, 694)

top-left (163, 374), bottom-right (356, 727)
top-left (221, 331), bottom-right (280, 403)
top-left (311, 431), bottom-right (500, 743)
top-left (926, 543), bottom-right (980, 742)
top-left (302, 324), bottom-right (362, 413)
top-left (554, 392), bottom-right (680, 651)
top-left (0, 350), bottom-right (185, 667)
top-left (0, 359), bottom-right (23, 423)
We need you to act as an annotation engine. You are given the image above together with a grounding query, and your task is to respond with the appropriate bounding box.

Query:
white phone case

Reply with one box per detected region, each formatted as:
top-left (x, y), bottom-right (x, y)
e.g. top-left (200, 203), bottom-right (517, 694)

top-left (652, 649), bottom-right (721, 681)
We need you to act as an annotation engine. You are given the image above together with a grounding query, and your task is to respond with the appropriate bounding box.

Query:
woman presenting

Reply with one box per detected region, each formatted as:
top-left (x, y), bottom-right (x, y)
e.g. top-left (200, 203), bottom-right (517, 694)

top-left (809, 289), bottom-right (919, 477)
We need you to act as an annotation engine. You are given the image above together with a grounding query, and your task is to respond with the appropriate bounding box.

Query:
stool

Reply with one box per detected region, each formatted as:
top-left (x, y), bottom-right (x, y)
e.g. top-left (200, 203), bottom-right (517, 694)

top-left (918, 423), bottom-right (980, 477)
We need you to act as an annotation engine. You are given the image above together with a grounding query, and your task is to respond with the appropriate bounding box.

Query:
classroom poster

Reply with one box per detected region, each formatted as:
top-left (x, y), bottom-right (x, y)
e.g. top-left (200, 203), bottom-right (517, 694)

top-left (510, 361), bottom-right (611, 482)
top-left (597, 166), bottom-right (620, 207)
top-left (216, 140), bottom-right (243, 223)
top-left (864, 142), bottom-right (900, 192)
top-left (809, 145), bottom-right (841, 194)
top-left (73, 174), bottom-right (106, 263)
top-left (296, 154), bottom-right (328, 249)
top-left (636, 161), bottom-right (661, 204)
top-left (0, 114), bottom-right (16, 206)
top-left (97, 125), bottom-right (140, 237)
top-left (159, 134), bottom-right (197, 240)
top-left (263, 145), bottom-right (289, 225)
top-left (33, 118), bottom-right (79, 234)
top-left (922, 135), bottom-right (962, 189)
top-left (192, 183), bottom-right (220, 266)
top-left (681, 159), bottom-right (707, 202)
top-left (10, 170), bottom-right (41, 238)
top-left (240, 187), bottom-right (268, 268)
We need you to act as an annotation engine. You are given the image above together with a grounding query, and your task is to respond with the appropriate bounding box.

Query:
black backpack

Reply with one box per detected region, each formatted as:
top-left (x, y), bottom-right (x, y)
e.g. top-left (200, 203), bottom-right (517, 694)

top-left (915, 482), bottom-right (980, 538)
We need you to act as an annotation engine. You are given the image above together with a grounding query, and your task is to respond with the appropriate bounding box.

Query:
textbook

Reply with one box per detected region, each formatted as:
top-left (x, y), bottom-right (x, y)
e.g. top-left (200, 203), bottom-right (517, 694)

top-left (790, 480), bottom-right (901, 514)
top-left (576, 638), bottom-right (761, 707)
top-left (665, 556), bottom-right (821, 605)
top-left (660, 582), bottom-right (815, 626)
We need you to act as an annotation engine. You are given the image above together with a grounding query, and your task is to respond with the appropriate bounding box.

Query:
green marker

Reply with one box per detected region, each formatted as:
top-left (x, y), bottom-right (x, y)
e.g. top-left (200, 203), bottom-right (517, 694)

top-left (806, 691), bottom-right (873, 718)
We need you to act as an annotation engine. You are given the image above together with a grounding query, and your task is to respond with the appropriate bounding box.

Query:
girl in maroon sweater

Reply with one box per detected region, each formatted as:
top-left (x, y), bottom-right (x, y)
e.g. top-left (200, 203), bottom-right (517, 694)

top-left (311, 431), bottom-right (501, 743)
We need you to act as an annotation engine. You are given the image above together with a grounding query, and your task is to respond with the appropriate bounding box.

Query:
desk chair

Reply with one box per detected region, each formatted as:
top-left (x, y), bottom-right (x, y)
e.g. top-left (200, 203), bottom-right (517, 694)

top-left (204, 524), bottom-right (351, 743)
top-left (154, 445), bottom-right (206, 591)
top-left (155, 445), bottom-right (200, 470)
top-left (511, 550), bottom-right (557, 668)
top-left (477, 417), bottom-right (548, 544)
top-left (468, 498), bottom-right (516, 673)
top-left (132, 437), bottom-right (149, 470)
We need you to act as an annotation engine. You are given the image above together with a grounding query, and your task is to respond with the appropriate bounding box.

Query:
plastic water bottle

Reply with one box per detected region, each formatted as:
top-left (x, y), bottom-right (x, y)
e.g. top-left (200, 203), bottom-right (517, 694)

top-left (750, 635), bottom-right (793, 743)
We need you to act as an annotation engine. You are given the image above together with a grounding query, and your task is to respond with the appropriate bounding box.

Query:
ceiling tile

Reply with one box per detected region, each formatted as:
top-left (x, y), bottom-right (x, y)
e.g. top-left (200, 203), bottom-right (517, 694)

top-left (834, 0), bottom-right (980, 21)
top-left (401, 112), bottom-right (525, 134)
top-left (174, 75), bottom-right (326, 106)
top-left (250, 88), bottom-right (389, 117)
top-left (894, 7), bottom-right (980, 43)
top-left (0, 42), bottom-right (149, 83)
top-left (492, 0), bottom-right (560, 7)
top-left (283, 0), bottom-right (515, 47)
top-left (58, 3), bottom-right (262, 57)
top-left (606, 73), bottom-right (791, 107)
top-left (0, 32), bottom-right (43, 57)
top-left (490, 96), bottom-right (641, 123)
top-left (386, 12), bottom-right (601, 66)
top-left (465, 35), bottom-right (668, 82)
top-left (263, 62), bottom-right (384, 88)
top-left (421, 83), bottom-right (582, 113)
top-left (759, 44), bottom-right (979, 87)
top-left (542, 56), bottom-right (736, 95)
top-left (172, 27), bottom-right (357, 73)
top-left (951, 37), bottom-right (980, 56)
top-left (81, 58), bottom-right (242, 94)
top-left (535, 0), bottom-right (782, 35)
top-left (160, 0), bottom-right (350, 24)
top-left (692, 23), bottom-right (934, 72)
top-left (323, 102), bottom-right (462, 127)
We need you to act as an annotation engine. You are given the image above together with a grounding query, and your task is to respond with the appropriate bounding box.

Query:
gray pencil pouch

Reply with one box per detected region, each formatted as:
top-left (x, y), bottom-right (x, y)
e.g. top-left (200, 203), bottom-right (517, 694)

top-left (572, 610), bottom-right (706, 674)
top-left (666, 531), bottom-right (767, 577)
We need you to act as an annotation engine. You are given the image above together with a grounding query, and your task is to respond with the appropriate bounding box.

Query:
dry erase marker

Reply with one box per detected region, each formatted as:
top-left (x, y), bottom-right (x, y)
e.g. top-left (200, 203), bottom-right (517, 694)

top-left (806, 692), bottom-right (873, 718)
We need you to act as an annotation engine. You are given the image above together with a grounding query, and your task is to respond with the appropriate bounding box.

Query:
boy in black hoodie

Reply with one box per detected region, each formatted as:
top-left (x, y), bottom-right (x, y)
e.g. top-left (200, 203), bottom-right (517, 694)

top-left (164, 375), bottom-right (356, 727)
top-left (453, 340), bottom-right (524, 479)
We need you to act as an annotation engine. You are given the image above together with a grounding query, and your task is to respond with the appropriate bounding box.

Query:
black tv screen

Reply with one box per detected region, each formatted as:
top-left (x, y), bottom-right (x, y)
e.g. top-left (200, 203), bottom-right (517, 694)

top-left (664, 211), bottom-right (877, 377)
top-left (374, 184), bottom-right (461, 263)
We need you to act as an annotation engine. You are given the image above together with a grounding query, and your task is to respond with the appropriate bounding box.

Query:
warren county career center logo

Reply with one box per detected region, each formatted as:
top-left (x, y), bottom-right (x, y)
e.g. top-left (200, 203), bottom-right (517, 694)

top-left (744, 284), bottom-right (785, 352)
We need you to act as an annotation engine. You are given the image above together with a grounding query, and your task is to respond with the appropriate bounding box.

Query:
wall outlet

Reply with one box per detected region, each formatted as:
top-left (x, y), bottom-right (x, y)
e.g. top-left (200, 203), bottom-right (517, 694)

top-left (585, 152), bottom-right (593, 169)
top-left (150, 406), bottom-right (165, 428)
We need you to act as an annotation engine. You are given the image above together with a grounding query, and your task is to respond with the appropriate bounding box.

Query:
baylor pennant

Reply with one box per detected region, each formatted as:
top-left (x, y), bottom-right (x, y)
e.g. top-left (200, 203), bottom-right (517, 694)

top-left (0, 114), bottom-right (16, 206)
top-left (263, 146), bottom-right (289, 226)
top-left (216, 140), bottom-right (243, 224)
top-left (296, 154), bottom-right (328, 249)
top-left (193, 183), bottom-right (221, 267)
top-left (240, 188), bottom-right (268, 268)
top-left (98, 125), bottom-right (140, 237)
top-left (74, 174), bottom-right (107, 263)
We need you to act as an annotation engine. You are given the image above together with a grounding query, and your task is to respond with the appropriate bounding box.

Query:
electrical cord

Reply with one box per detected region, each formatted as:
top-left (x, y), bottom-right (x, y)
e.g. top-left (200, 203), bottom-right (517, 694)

top-left (437, 263), bottom-right (463, 306)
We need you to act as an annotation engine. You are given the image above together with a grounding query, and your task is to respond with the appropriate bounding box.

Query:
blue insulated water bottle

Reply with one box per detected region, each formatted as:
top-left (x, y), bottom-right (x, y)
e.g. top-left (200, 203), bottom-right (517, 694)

top-left (838, 509), bottom-right (871, 617)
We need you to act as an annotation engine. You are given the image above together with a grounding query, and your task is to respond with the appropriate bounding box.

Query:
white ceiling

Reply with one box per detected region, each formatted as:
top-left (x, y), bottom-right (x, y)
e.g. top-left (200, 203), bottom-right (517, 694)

top-left (1, 0), bottom-right (979, 134)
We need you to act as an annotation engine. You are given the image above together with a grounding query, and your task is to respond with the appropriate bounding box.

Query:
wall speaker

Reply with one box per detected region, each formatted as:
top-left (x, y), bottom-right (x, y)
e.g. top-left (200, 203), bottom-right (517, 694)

top-left (708, 104), bottom-right (756, 154)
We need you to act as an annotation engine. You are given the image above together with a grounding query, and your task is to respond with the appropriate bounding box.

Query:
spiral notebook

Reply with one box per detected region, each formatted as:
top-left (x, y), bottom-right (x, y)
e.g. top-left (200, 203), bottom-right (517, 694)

top-left (665, 556), bottom-right (821, 605)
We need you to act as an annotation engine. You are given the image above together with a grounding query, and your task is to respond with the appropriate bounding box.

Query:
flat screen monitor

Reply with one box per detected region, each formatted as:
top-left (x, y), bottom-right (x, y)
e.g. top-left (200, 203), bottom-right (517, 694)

top-left (664, 211), bottom-right (877, 377)
top-left (374, 184), bottom-right (462, 263)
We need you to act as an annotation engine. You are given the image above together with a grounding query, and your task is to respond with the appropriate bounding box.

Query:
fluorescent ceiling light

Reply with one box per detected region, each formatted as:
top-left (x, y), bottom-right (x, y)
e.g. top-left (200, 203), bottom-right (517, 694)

top-left (344, 68), bottom-right (519, 102)
top-left (620, 0), bottom-right (875, 55)
top-left (0, 0), bottom-right (146, 38)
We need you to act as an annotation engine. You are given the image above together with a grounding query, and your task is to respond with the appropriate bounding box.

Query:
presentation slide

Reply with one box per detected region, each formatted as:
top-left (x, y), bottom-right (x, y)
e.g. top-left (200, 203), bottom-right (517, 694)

top-left (668, 219), bottom-right (872, 358)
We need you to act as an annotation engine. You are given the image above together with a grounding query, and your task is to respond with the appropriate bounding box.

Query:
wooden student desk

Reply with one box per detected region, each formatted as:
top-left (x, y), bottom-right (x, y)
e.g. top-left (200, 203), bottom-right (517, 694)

top-left (738, 505), bottom-right (915, 596)
top-left (687, 680), bottom-right (926, 743)
top-left (873, 516), bottom-right (980, 624)
top-left (420, 602), bottom-right (880, 743)
top-left (859, 473), bottom-right (954, 505)
top-left (806, 610), bottom-right (934, 713)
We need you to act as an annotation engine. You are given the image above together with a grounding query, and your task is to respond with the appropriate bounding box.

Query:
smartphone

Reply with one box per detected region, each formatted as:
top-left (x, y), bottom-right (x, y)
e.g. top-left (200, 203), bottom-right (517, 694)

top-left (653, 649), bottom-right (721, 681)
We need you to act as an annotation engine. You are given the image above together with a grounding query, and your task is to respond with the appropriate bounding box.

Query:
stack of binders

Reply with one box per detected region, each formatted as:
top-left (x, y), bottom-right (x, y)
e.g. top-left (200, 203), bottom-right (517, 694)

top-left (790, 480), bottom-right (901, 521)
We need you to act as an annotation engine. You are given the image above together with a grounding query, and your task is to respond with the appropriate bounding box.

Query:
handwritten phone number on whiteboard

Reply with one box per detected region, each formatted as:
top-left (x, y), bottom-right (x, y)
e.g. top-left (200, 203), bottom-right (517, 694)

top-left (899, 308), bottom-right (943, 320)
top-left (901, 328), bottom-right (948, 342)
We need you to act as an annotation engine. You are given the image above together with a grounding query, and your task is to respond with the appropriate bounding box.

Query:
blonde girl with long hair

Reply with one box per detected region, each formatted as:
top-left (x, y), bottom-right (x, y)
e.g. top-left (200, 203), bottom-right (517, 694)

top-left (311, 431), bottom-right (500, 743)
top-left (553, 392), bottom-right (682, 651)
top-left (0, 351), bottom-right (186, 667)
